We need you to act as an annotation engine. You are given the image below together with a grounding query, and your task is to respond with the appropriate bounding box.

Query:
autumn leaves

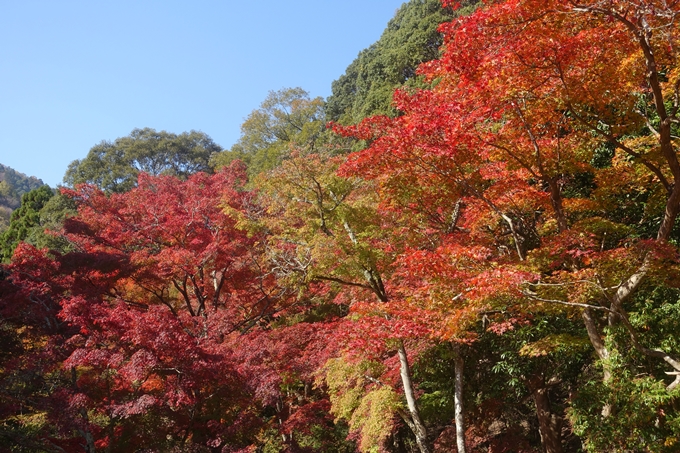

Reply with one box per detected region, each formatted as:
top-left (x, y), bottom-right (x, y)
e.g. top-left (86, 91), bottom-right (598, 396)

top-left (3, 0), bottom-right (680, 451)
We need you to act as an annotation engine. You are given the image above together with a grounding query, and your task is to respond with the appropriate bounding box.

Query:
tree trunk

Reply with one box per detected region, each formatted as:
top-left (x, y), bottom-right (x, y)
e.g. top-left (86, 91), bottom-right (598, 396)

top-left (72, 368), bottom-right (96, 453)
top-left (531, 386), bottom-right (563, 453)
top-left (397, 341), bottom-right (430, 453)
top-left (454, 352), bottom-right (466, 453)
top-left (581, 308), bottom-right (612, 416)
top-left (547, 178), bottom-right (567, 233)
top-left (581, 309), bottom-right (610, 381)
top-left (342, 219), bottom-right (428, 450)
top-left (80, 424), bottom-right (96, 453)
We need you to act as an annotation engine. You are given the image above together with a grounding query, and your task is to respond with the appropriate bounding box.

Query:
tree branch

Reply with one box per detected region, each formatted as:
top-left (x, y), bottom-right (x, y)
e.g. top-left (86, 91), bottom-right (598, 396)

top-left (312, 275), bottom-right (374, 291)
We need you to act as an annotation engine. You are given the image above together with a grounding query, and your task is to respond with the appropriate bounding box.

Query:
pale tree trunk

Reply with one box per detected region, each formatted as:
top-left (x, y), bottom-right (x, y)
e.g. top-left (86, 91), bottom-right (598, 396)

top-left (343, 220), bottom-right (429, 451)
top-left (581, 309), bottom-right (610, 379)
top-left (581, 308), bottom-right (612, 417)
top-left (398, 342), bottom-right (430, 453)
top-left (453, 351), bottom-right (466, 453)
top-left (77, 411), bottom-right (96, 453)
top-left (80, 425), bottom-right (96, 453)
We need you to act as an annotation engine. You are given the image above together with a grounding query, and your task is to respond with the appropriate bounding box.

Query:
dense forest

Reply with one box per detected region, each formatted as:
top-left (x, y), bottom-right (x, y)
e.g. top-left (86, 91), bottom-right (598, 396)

top-left (0, 164), bottom-right (45, 233)
top-left (2, 0), bottom-right (680, 452)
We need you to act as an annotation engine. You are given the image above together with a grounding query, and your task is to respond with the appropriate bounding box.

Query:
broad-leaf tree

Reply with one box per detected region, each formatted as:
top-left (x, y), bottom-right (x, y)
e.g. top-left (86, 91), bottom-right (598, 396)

top-left (212, 88), bottom-right (325, 177)
top-left (64, 128), bottom-right (221, 193)
top-left (255, 148), bottom-right (440, 452)
top-left (335, 0), bottom-right (680, 450)
top-left (3, 164), bottom-right (299, 451)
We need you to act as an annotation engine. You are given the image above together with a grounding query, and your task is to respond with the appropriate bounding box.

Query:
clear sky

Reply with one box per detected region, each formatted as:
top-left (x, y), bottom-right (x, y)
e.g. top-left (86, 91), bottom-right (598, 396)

top-left (0, 0), bottom-right (406, 187)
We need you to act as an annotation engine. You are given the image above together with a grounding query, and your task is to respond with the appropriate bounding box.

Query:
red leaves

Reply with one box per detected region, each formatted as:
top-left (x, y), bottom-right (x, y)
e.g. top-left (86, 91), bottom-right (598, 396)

top-left (5, 168), bottom-right (293, 448)
top-left (5, 2), bottom-right (679, 450)
top-left (110, 394), bottom-right (158, 419)
top-left (59, 166), bottom-right (272, 327)
top-left (331, 0), bottom-right (680, 354)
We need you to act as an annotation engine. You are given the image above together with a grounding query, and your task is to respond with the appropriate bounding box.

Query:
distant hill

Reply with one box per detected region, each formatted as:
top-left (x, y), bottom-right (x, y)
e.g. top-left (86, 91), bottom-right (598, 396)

top-left (0, 163), bottom-right (45, 231)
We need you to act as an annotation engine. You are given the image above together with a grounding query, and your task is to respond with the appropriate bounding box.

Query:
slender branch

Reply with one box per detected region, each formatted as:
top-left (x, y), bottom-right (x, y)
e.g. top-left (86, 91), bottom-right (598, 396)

top-left (522, 290), bottom-right (612, 312)
top-left (312, 275), bottom-right (374, 291)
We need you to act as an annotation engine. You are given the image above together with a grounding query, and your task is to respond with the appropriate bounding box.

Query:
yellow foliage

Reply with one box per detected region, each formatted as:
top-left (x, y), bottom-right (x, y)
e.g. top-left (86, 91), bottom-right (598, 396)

top-left (349, 387), bottom-right (401, 453)
top-left (519, 334), bottom-right (589, 358)
top-left (323, 357), bottom-right (385, 422)
top-left (323, 357), bottom-right (400, 452)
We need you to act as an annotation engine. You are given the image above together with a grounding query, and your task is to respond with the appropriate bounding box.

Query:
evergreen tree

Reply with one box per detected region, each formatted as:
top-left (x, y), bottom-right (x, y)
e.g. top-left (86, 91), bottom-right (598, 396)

top-left (0, 186), bottom-right (54, 262)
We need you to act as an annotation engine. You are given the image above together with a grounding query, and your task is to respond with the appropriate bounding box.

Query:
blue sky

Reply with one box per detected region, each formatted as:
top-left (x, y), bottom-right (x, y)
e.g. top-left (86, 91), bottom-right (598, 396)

top-left (0, 1), bottom-right (406, 187)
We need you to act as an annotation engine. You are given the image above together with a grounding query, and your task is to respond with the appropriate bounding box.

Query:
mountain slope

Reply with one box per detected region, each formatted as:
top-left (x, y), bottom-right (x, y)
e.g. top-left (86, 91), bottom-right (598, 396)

top-left (0, 163), bottom-right (45, 231)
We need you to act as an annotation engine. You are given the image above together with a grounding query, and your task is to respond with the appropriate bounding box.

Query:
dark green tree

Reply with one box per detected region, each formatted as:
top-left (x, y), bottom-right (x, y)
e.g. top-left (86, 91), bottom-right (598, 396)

top-left (0, 186), bottom-right (55, 263)
top-left (0, 164), bottom-right (46, 233)
top-left (64, 128), bottom-right (222, 193)
top-left (30, 192), bottom-right (77, 254)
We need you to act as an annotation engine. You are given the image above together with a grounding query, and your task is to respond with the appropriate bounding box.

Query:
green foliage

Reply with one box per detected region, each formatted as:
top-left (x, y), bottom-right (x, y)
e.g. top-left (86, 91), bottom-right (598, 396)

top-left (569, 351), bottom-right (680, 452)
top-left (257, 420), bottom-right (356, 453)
top-left (0, 186), bottom-right (54, 262)
top-left (567, 288), bottom-right (680, 451)
top-left (411, 344), bottom-right (457, 425)
top-left (324, 357), bottom-right (384, 421)
top-left (0, 164), bottom-right (44, 200)
top-left (0, 186), bottom-right (76, 262)
top-left (350, 387), bottom-right (401, 453)
top-left (447, 316), bottom-right (592, 447)
top-left (211, 87), bottom-right (325, 177)
top-left (64, 128), bottom-right (221, 193)
top-left (629, 287), bottom-right (680, 355)
top-left (301, 422), bottom-right (357, 453)
top-left (518, 333), bottom-right (590, 358)
top-left (325, 0), bottom-right (478, 124)
top-left (0, 164), bottom-right (45, 233)
top-left (28, 192), bottom-right (77, 254)
top-left (487, 316), bottom-right (591, 387)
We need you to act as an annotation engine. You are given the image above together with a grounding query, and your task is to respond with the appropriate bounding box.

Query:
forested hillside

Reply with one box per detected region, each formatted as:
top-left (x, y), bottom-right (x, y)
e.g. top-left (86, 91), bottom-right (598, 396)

top-left (0, 163), bottom-right (45, 232)
top-left (3, 1), bottom-right (680, 452)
